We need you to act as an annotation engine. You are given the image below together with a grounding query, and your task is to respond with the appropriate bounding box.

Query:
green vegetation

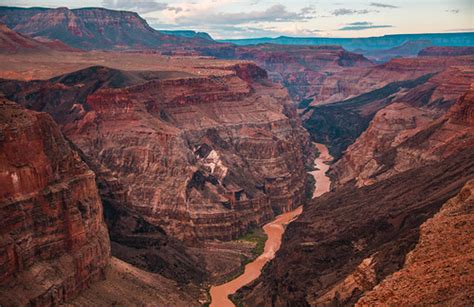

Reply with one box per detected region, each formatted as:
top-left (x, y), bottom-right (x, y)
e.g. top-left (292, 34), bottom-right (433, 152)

top-left (237, 227), bottom-right (268, 257)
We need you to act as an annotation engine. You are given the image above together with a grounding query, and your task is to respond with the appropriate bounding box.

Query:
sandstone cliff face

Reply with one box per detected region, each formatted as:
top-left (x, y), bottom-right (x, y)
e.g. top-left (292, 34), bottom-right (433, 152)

top-left (0, 7), bottom-right (216, 50)
top-left (1, 63), bottom-right (311, 242)
top-left (0, 99), bottom-right (110, 305)
top-left (302, 56), bottom-right (474, 158)
top-left (236, 147), bottom-right (474, 306)
top-left (331, 68), bottom-right (474, 187)
top-left (357, 179), bottom-right (474, 305)
top-left (232, 44), bottom-right (372, 104)
top-left (308, 56), bottom-right (473, 106)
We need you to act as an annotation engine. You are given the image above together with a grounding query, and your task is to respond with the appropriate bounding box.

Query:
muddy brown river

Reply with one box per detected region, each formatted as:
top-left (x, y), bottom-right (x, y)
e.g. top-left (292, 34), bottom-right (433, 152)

top-left (209, 143), bottom-right (333, 307)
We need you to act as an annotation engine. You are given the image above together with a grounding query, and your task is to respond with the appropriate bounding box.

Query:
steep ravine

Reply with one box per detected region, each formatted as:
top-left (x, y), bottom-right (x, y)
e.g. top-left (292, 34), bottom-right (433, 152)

top-left (210, 143), bottom-right (333, 306)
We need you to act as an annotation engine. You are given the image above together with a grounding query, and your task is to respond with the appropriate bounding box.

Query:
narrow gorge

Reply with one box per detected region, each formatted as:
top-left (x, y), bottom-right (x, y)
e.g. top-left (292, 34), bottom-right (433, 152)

top-left (210, 142), bottom-right (333, 306)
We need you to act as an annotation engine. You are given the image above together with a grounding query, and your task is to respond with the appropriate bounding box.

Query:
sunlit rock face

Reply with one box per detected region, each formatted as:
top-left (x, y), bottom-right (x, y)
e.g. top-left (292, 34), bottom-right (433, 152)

top-left (1, 63), bottom-right (311, 242)
top-left (0, 99), bottom-right (110, 305)
top-left (357, 179), bottom-right (474, 305)
top-left (301, 55), bottom-right (473, 158)
top-left (331, 66), bottom-right (474, 187)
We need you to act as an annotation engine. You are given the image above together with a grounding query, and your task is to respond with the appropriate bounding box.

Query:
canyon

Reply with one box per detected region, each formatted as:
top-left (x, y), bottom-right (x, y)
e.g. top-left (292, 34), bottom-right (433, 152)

top-left (0, 7), bottom-right (473, 307)
top-left (210, 142), bottom-right (333, 306)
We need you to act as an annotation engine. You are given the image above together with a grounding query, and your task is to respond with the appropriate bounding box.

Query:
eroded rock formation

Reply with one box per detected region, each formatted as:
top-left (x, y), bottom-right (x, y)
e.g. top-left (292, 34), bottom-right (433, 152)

top-left (331, 68), bottom-right (474, 186)
top-left (234, 55), bottom-right (474, 306)
top-left (0, 63), bottom-right (311, 242)
top-left (357, 179), bottom-right (474, 305)
top-left (302, 56), bottom-right (474, 158)
top-left (236, 147), bottom-right (474, 306)
top-left (0, 6), bottom-right (219, 50)
top-left (0, 98), bottom-right (110, 305)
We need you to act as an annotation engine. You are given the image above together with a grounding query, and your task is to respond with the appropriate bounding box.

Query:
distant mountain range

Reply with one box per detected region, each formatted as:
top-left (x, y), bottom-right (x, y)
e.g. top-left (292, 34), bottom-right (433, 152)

top-left (220, 32), bottom-right (474, 51)
top-left (159, 30), bottom-right (213, 41)
top-left (1, 6), bottom-right (472, 63)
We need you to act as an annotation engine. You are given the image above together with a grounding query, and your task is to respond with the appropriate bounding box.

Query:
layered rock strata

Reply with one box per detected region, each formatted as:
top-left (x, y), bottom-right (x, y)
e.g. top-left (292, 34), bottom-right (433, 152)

top-left (357, 179), bottom-right (474, 305)
top-left (0, 63), bottom-right (311, 242)
top-left (331, 69), bottom-right (474, 186)
top-left (236, 147), bottom-right (474, 306)
top-left (0, 99), bottom-right (110, 305)
top-left (302, 56), bottom-right (473, 158)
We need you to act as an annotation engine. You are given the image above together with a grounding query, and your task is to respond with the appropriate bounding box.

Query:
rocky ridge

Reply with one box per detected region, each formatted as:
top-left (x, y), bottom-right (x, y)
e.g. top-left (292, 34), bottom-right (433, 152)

top-left (0, 22), bottom-right (74, 53)
top-left (0, 98), bottom-right (110, 305)
top-left (331, 67), bottom-right (474, 186)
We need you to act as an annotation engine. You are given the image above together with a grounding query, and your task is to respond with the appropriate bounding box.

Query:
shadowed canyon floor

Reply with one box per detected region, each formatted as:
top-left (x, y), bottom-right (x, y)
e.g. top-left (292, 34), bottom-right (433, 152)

top-left (210, 143), bottom-right (333, 306)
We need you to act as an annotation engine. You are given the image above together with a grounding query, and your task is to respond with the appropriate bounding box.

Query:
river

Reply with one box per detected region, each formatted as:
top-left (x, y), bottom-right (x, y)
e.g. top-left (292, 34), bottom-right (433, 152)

top-left (209, 143), bottom-right (333, 307)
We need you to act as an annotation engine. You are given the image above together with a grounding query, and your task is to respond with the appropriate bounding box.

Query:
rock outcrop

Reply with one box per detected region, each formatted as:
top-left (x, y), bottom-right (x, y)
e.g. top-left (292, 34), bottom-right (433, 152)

top-left (0, 63), bottom-right (311, 242)
top-left (357, 179), bottom-right (474, 305)
top-left (0, 98), bottom-right (110, 305)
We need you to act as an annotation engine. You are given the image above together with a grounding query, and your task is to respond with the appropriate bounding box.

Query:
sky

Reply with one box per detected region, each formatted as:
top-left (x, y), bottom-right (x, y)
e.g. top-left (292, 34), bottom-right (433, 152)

top-left (1, 0), bottom-right (472, 39)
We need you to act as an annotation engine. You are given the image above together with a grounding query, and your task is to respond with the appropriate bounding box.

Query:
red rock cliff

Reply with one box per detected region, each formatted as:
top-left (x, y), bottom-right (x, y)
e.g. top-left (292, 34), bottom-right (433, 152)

top-left (1, 63), bottom-right (312, 242)
top-left (0, 99), bottom-right (110, 305)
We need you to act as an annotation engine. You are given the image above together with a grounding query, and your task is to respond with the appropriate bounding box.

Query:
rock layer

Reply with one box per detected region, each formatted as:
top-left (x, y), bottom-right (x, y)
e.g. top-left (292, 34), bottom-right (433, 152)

top-left (331, 68), bottom-right (474, 186)
top-left (237, 147), bottom-right (474, 306)
top-left (0, 99), bottom-right (110, 305)
top-left (0, 63), bottom-right (311, 242)
top-left (302, 56), bottom-right (474, 158)
top-left (357, 179), bottom-right (474, 305)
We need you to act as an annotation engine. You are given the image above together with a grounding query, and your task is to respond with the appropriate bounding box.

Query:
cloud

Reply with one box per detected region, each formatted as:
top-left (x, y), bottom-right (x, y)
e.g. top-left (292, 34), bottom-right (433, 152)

top-left (445, 9), bottom-right (460, 14)
top-left (176, 4), bottom-right (315, 25)
top-left (346, 21), bottom-right (372, 26)
top-left (102, 0), bottom-right (169, 14)
top-left (370, 2), bottom-right (399, 9)
top-left (339, 21), bottom-right (393, 31)
top-left (332, 8), bottom-right (372, 16)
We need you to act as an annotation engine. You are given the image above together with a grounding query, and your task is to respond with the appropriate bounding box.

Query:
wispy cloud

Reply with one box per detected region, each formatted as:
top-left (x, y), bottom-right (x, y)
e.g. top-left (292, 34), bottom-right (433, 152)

top-left (332, 8), bottom-right (373, 16)
top-left (102, 0), bottom-right (169, 14)
top-left (370, 2), bottom-right (399, 9)
top-left (339, 21), bottom-right (393, 31)
top-left (177, 4), bottom-right (315, 25)
top-left (445, 9), bottom-right (460, 14)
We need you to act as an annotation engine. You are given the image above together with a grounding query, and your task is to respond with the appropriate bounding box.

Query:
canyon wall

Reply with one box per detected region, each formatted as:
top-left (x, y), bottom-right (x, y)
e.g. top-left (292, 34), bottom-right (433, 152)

top-left (0, 63), bottom-right (311, 243)
top-left (331, 67), bottom-right (474, 185)
top-left (302, 56), bottom-right (473, 158)
top-left (357, 179), bottom-right (474, 305)
top-left (0, 99), bottom-right (110, 305)
top-left (237, 147), bottom-right (474, 306)
top-left (0, 7), bottom-right (217, 50)
top-left (234, 55), bottom-right (474, 306)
